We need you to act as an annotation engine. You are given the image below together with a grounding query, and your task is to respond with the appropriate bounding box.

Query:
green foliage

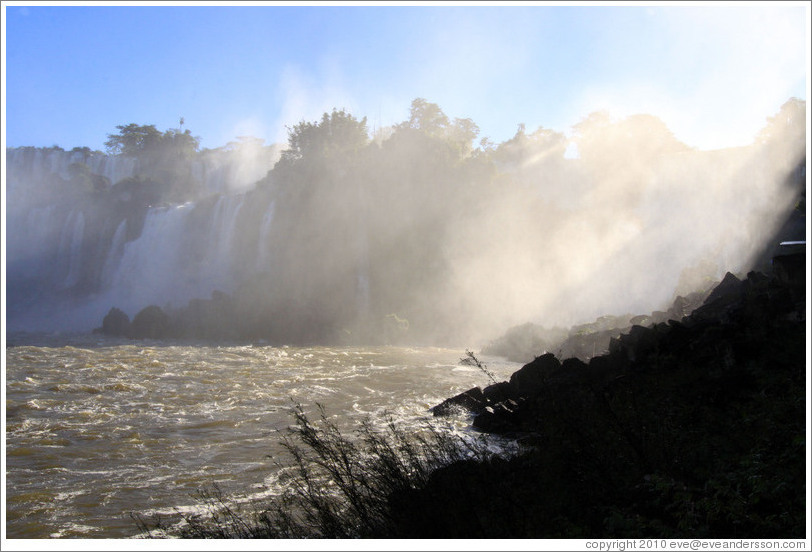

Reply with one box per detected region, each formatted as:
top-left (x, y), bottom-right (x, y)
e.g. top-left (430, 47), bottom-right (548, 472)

top-left (279, 108), bottom-right (368, 168)
top-left (402, 97), bottom-right (450, 133)
top-left (105, 123), bottom-right (164, 156)
top-left (104, 123), bottom-right (201, 171)
top-left (397, 98), bottom-right (480, 157)
top-left (67, 162), bottom-right (110, 194)
top-left (103, 123), bottom-right (202, 203)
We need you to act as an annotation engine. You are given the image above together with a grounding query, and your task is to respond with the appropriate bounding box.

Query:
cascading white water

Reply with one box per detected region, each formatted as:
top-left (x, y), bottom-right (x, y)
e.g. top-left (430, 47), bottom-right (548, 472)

top-left (205, 193), bottom-right (245, 289)
top-left (256, 200), bottom-right (276, 272)
top-left (100, 219), bottom-right (128, 288)
top-left (104, 203), bottom-right (196, 313)
top-left (95, 192), bottom-right (264, 318)
top-left (58, 211), bottom-right (86, 289)
top-left (8, 205), bottom-right (57, 278)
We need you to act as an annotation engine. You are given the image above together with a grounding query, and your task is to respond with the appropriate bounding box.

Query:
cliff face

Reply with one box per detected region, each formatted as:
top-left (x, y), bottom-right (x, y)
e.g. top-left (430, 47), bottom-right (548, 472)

top-left (424, 267), bottom-right (806, 538)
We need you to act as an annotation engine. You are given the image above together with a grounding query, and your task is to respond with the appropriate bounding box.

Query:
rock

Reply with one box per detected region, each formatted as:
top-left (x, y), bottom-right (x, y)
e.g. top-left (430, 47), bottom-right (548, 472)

top-left (649, 310), bottom-right (669, 324)
top-left (666, 295), bottom-right (690, 321)
top-left (690, 272), bottom-right (745, 323)
top-left (561, 357), bottom-right (588, 372)
top-left (703, 272), bottom-right (743, 305)
top-left (772, 251), bottom-right (805, 289)
top-left (130, 305), bottom-right (171, 339)
top-left (431, 386), bottom-right (486, 416)
top-left (101, 307), bottom-right (131, 337)
top-left (483, 381), bottom-right (518, 404)
top-left (473, 402), bottom-right (519, 433)
top-left (509, 353), bottom-right (560, 396)
top-left (616, 324), bottom-right (658, 361)
top-left (629, 314), bottom-right (651, 326)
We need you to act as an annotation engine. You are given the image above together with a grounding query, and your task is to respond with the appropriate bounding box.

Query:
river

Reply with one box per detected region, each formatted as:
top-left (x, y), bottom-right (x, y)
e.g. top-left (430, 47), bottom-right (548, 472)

top-left (4, 333), bottom-right (522, 539)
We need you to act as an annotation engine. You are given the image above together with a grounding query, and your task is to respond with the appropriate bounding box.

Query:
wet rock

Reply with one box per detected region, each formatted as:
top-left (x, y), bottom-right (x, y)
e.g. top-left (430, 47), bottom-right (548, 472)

top-left (483, 381), bottom-right (518, 405)
top-left (431, 386), bottom-right (486, 416)
top-left (473, 402), bottom-right (520, 433)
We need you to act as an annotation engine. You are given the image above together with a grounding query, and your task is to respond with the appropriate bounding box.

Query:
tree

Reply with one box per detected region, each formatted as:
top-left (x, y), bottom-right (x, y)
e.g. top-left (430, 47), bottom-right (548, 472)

top-left (105, 123), bottom-right (200, 160)
top-left (104, 123), bottom-right (163, 157)
top-left (395, 99), bottom-right (480, 157)
top-left (757, 97), bottom-right (806, 147)
top-left (160, 128), bottom-right (200, 161)
top-left (401, 98), bottom-right (450, 136)
top-left (278, 108), bottom-right (369, 168)
top-left (104, 123), bottom-right (202, 202)
top-left (448, 117), bottom-right (480, 157)
top-left (67, 162), bottom-right (110, 194)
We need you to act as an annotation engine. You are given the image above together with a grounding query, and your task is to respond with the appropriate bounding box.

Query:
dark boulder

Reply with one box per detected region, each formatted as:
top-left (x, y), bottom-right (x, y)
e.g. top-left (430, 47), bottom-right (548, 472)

top-left (616, 324), bottom-right (659, 362)
top-left (509, 353), bottom-right (560, 396)
top-left (130, 305), bottom-right (171, 339)
top-left (689, 272), bottom-right (745, 323)
top-left (100, 307), bottom-right (131, 337)
top-left (473, 402), bottom-right (520, 434)
top-left (483, 381), bottom-right (518, 405)
top-left (703, 272), bottom-right (743, 305)
top-left (431, 386), bottom-right (486, 417)
top-left (561, 357), bottom-right (588, 372)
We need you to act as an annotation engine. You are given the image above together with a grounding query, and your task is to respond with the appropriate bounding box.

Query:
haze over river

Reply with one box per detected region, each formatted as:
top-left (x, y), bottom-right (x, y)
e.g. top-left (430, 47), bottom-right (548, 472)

top-left (5, 333), bottom-right (521, 539)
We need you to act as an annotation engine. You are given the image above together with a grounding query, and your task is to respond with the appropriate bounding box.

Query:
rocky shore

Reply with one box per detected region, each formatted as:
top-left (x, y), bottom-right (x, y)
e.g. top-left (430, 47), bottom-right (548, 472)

top-left (418, 260), bottom-right (806, 538)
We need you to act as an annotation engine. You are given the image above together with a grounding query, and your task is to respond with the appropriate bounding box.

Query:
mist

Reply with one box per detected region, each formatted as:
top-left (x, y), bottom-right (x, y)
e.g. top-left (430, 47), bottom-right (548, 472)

top-left (4, 98), bottom-right (806, 347)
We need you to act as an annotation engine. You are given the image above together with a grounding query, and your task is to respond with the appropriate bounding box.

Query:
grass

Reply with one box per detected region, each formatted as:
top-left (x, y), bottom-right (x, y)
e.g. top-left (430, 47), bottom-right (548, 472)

top-left (459, 349), bottom-right (498, 385)
top-left (134, 401), bottom-right (497, 538)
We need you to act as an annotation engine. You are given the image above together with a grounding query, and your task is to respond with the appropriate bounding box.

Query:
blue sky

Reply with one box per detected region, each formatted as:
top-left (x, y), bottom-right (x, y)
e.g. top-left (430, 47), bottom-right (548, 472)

top-left (2, 2), bottom-right (809, 152)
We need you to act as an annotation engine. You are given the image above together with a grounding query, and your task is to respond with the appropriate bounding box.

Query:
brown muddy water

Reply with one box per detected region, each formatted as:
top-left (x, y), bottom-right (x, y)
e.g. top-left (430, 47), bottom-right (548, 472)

top-left (5, 333), bottom-right (521, 539)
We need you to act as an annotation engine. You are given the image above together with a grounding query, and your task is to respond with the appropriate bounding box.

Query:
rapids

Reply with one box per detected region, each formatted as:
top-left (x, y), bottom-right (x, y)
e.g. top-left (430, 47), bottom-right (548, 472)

top-left (4, 334), bottom-right (521, 539)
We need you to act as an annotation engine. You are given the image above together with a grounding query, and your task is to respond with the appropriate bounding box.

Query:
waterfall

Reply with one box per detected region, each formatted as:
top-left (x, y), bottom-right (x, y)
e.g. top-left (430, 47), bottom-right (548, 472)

top-left (256, 200), bottom-right (276, 272)
top-left (100, 219), bottom-right (128, 288)
top-left (58, 211), bottom-right (86, 289)
top-left (99, 193), bottom-right (250, 316)
top-left (5, 146), bottom-right (287, 331)
top-left (207, 193), bottom-right (245, 285)
top-left (90, 153), bottom-right (137, 185)
top-left (105, 203), bottom-right (196, 314)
